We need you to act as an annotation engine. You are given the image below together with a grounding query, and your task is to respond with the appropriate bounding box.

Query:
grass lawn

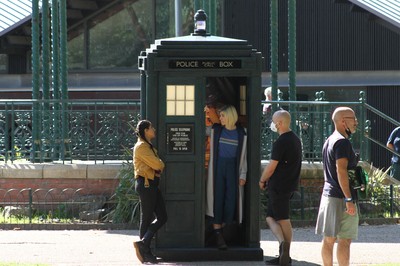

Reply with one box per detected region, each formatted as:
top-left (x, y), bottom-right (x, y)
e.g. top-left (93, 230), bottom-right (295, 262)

top-left (0, 264), bottom-right (49, 266)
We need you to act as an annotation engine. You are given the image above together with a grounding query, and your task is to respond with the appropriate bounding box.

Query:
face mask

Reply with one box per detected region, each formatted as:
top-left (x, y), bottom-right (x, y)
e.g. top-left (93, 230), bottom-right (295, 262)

top-left (345, 127), bottom-right (352, 137)
top-left (270, 122), bottom-right (278, 133)
top-left (344, 122), bottom-right (352, 137)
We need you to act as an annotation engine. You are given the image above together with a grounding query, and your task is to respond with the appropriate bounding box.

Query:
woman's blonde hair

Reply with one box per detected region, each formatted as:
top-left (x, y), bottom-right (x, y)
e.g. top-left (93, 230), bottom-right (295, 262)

top-left (220, 105), bottom-right (238, 128)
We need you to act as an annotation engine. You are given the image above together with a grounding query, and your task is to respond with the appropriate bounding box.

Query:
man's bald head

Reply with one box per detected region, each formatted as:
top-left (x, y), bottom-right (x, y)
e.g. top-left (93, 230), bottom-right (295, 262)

top-left (332, 107), bottom-right (354, 124)
top-left (273, 110), bottom-right (291, 125)
top-left (272, 110), bottom-right (292, 136)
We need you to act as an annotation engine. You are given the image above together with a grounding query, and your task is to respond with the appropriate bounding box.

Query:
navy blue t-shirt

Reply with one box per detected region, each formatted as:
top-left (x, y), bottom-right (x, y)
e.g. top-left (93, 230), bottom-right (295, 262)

top-left (269, 131), bottom-right (302, 193)
top-left (322, 131), bottom-right (358, 198)
top-left (387, 126), bottom-right (400, 164)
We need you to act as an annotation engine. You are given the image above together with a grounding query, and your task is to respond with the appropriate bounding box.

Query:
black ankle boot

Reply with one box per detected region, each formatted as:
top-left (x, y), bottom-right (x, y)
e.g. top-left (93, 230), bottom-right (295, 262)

top-left (143, 249), bottom-right (158, 264)
top-left (214, 229), bottom-right (227, 250)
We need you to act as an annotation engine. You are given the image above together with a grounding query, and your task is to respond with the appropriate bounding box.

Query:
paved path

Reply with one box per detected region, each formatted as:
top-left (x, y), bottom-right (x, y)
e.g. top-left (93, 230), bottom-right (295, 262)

top-left (0, 224), bottom-right (399, 265)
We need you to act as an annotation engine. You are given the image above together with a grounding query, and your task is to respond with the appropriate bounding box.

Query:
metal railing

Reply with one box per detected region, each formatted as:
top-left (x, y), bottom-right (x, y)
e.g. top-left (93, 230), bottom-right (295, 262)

top-left (0, 187), bottom-right (115, 225)
top-left (261, 94), bottom-right (368, 162)
top-left (0, 99), bottom-right (141, 163)
top-left (1, 184), bottom-right (398, 228)
top-left (261, 184), bottom-right (400, 222)
top-left (0, 93), bottom-right (371, 164)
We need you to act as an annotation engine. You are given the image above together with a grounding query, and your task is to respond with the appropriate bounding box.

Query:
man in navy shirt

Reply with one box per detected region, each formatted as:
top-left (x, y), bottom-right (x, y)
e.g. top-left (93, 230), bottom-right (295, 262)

top-left (315, 107), bottom-right (359, 266)
top-left (387, 126), bottom-right (400, 181)
top-left (259, 110), bottom-right (302, 265)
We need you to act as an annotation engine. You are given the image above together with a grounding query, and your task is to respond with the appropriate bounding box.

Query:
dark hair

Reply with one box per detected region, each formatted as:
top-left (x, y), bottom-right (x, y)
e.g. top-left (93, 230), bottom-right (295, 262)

top-left (136, 120), bottom-right (157, 156)
top-left (136, 120), bottom-right (152, 140)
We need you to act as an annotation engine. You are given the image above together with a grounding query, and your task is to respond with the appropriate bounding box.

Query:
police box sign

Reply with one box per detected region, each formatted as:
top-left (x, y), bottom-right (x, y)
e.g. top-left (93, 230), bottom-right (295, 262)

top-left (167, 124), bottom-right (194, 154)
top-left (169, 60), bottom-right (241, 69)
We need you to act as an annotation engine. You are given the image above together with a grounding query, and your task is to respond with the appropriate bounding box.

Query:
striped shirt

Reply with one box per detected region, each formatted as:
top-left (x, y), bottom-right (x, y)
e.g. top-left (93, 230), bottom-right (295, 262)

top-left (218, 128), bottom-right (238, 158)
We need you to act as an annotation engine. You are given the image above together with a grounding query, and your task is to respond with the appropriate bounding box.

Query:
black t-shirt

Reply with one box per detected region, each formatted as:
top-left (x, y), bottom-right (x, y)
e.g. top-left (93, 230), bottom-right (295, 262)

top-left (269, 131), bottom-right (302, 193)
top-left (322, 131), bottom-right (358, 198)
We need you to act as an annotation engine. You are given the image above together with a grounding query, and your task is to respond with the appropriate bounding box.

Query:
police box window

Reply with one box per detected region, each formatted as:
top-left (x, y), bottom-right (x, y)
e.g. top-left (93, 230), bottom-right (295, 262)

top-left (166, 85), bottom-right (195, 116)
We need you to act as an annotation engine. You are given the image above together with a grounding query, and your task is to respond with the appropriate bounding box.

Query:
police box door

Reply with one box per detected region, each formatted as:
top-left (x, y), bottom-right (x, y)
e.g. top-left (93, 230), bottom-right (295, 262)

top-left (156, 75), bottom-right (205, 248)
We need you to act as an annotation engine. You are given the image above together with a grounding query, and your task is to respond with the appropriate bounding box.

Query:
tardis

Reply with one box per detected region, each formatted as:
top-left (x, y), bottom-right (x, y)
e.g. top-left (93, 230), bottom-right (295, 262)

top-left (138, 14), bottom-right (264, 261)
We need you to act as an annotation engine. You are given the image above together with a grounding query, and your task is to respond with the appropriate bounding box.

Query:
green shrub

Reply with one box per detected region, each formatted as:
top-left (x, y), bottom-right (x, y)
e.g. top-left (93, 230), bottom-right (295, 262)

top-left (367, 166), bottom-right (391, 208)
top-left (108, 147), bottom-right (140, 225)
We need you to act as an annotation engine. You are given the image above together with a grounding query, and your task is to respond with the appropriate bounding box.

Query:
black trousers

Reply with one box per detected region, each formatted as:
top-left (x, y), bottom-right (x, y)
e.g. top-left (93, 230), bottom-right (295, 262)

top-left (135, 176), bottom-right (168, 239)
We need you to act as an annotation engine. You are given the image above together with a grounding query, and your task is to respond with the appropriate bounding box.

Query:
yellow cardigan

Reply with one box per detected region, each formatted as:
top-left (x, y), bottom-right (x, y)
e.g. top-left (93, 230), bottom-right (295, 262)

top-left (133, 138), bottom-right (165, 187)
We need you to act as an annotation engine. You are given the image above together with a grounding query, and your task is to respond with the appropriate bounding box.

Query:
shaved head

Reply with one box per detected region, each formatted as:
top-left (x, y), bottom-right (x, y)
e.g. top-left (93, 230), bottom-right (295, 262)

top-left (273, 110), bottom-right (291, 125)
top-left (332, 107), bottom-right (354, 123)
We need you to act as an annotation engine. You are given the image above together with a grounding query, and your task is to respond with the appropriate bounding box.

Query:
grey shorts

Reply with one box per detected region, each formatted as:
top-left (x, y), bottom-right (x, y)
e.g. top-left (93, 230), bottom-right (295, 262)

top-left (315, 195), bottom-right (359, 240)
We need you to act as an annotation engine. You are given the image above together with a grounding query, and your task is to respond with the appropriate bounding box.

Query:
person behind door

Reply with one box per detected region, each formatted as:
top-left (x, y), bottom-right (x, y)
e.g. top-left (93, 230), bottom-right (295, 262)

top-left (386, 126), bottom-right (400, 181)
top-left (205, 105), bottom-right (247, 250)
top-left (263, 86), bottom-right (282, 116)
top-left (315, 107), bottom-right (359, 266)
top-left (133, 120), bottom-right (167, 264)
top-left (259, 110), bottom-right (302, 266)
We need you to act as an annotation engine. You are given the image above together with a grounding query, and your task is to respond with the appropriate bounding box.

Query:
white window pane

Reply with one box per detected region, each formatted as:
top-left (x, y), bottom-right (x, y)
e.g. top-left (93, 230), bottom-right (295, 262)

top-left (186, 101), bottom-right (195, 115)
top-left (176, 101), bottom-right (185, 115)
top-left (186, 85), bottom-right (195, 100)
top-left (167, 85), bottom-right (176, 100)
top-left (176, 86), bottom-right (185, 100)
top-left (167, 101), bottom-right (175, 116)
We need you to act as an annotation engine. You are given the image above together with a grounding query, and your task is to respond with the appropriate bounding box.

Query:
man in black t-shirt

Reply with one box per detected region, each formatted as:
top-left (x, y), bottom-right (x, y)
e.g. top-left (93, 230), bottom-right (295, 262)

top-left (315, 106), bottom-right (359, 266)
top-left (259, 110), bottom-right (302, 266)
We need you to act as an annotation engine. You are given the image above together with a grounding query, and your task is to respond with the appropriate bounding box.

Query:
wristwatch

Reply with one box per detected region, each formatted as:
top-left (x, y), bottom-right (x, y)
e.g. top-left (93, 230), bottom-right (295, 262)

top-left (344, 197), bottom-right (353, 202)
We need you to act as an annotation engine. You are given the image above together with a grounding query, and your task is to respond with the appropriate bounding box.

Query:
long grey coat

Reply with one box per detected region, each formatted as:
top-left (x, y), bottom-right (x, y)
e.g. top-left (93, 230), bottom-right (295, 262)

top-left (205, 124), bottom-right (247, 224)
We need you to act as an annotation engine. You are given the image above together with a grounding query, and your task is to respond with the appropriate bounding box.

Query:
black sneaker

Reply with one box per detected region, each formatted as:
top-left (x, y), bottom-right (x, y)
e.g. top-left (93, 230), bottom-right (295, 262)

top-left (143, 250), bottom-right (158, 264)
top-left (279, 241), bottom-right (290, 266)
top-left (265, 256), bottom-right (292, 265)
top-left (133, 241), bottom-right (146, 263)
top-left (216, 233), bottom-right (227, 250)
top-left (265, 257), bottom-right (280, 265)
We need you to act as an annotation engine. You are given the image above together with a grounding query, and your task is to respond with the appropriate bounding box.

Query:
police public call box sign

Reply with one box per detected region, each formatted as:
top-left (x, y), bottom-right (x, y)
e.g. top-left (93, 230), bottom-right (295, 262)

top-left (169, 59), bottom-right (241, 69)
top-left (167, 124), bottom-right (194, 154)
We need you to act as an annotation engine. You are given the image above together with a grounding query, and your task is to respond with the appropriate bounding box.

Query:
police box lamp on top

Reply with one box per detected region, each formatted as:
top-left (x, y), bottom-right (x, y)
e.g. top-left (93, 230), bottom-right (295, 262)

top-left (192, 9), bottom-right (210, 36)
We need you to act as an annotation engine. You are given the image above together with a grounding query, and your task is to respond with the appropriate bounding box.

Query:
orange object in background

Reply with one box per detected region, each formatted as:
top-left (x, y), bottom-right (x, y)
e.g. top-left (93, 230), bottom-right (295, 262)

top-left (205, 106), bottom-right (220, 168)
top-left (205, 106), bottom-right (220, 126)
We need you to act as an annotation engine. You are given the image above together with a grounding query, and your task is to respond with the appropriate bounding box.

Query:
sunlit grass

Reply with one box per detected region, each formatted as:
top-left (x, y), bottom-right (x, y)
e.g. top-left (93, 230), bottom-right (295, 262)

top-left (0, 216), bottom-right (74, 224)
top-left (0, 263), bottom-right (50, 266)
top-left (0, 207), bottom-right (76, 224)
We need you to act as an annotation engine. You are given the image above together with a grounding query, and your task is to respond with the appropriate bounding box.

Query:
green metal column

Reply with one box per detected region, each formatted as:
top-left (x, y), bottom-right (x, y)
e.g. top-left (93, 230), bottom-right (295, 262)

top-left (288, 0), bottom-right (296, 130)
top-left (270, 0), bottom-right (278, 110)
top-left (31, 0), bottom-right (40, 162)
top-left (42, 0), bottom-right (50, 102)
top-left (209, 0), bottom-right (216, 35)
top-left (359, 91), bottom-right (368, 161)
top-left (42, 0), bottom-right (51, 161)
top-left (59, 0), bottom-right (69, 160)
top-left (194, 0), bottom-right (200, 11)
top-left (203, 1), bottom-right (210, 31)
top-left (52, 0), bottom-right (60, 159)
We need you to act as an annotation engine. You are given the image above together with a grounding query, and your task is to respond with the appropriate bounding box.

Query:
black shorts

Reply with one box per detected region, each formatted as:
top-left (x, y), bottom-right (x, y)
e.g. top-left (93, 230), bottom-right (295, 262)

top-left (266, 189), bottom-right (293, 221)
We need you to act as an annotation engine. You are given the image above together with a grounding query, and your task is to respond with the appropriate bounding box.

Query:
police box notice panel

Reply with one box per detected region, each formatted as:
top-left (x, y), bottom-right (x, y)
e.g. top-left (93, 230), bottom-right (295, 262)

top-left (167, 124), bottom-right (194, 154)
top-left (169, 59), bottom-right (241, 69)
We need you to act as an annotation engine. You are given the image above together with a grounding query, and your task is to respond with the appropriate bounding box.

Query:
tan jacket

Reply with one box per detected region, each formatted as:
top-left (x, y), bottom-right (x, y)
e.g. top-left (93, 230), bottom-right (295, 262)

top-left (133, 138), bottom-right (164, 187)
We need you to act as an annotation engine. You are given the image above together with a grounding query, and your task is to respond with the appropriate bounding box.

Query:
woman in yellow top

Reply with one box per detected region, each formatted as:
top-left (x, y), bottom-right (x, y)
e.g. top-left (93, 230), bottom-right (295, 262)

top-left (133, 120), bottom-right (167, 264)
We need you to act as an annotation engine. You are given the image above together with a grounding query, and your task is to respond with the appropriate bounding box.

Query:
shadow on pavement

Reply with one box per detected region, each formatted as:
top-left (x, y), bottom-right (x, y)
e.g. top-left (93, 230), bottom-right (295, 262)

top-left (264, 256), bottom-right (320, 266)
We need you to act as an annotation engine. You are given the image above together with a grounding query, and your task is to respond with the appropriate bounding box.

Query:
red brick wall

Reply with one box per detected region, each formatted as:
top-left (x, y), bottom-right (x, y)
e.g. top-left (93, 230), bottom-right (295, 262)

top-left (0, 178), bottom-right (119, 203)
